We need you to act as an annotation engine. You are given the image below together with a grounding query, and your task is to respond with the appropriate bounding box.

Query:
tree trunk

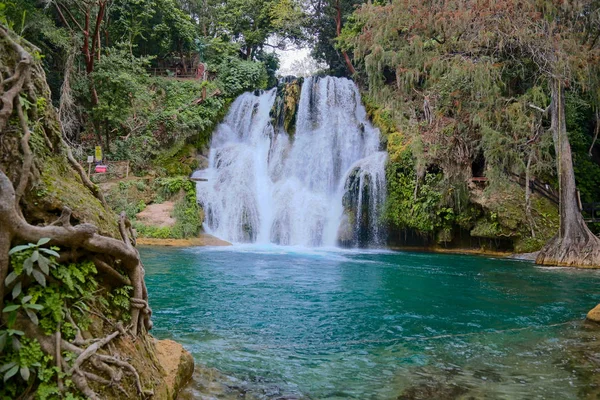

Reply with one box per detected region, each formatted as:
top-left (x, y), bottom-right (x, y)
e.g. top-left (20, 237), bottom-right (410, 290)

top-left (536, 79), bottom-right (600, 267)
top-left (525, 150), bottom-right (536, 238)
top-left (105, 119), bottom-right (110, 154)
top-left (334, 0), bottom-right (356, 75)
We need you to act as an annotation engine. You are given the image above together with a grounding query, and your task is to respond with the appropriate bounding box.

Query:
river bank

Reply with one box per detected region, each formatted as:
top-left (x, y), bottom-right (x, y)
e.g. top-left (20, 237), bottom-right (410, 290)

top-left (137, 233), bottom-right (232, 247)
top-left (139, 237), bottom-right (539, 261)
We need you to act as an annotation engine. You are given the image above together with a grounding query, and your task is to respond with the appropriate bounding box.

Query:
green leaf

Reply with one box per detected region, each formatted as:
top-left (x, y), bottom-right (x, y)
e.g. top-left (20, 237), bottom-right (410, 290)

top-left (31, 250), bottom-right (39, 262)
top-left (37, 256), bottom-right (50, 275)
top-left (0, 332), bottom-right (6, 353)
top-left (37, 238), bottom-right (51, 246)
top-left (4, 365), bottom-right (18, 382)
top-left (12, 336), bottom-right (20, 351)
top-left (8, 244), bottom-right (31, 255)
top-left (23, 257), bottom-right (33, 275)
top-left (2, 304), bottom-right (20, 313)
top-left (31, 269), bottom-right (46, 287)
top-left (25, 309), bottom-right (38, 325)
top-left (20, 366), bottom-right (30, 381)
top-left (39, 248), bottom-right (60, 258)
top-left (4, 271), bottom-right (18, 286)
top-left (6, 330), bottom-right (24, 336)
top-left (7, 312), bottom-right (16, 328)
top-left (0, 361), bottom-right (17, 373)
top-left (22, 295), bottom-right (32, 304)
top-left (25, 303), bottom-right (43, 311)
top-left (11, 281), bottom-right (21, 299)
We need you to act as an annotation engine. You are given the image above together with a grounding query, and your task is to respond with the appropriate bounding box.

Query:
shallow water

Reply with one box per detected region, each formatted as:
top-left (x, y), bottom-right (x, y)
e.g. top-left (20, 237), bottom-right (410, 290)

top-left (141, 246), bottom-right (600, 399)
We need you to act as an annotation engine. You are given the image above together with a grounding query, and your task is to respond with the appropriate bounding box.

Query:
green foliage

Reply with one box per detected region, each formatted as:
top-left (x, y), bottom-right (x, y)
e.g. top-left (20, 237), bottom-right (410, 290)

top-left (1, 238), bottom-right (132, 399)
top-left (216, 0), bottom-right (305, 59)
top-left (91, 45), bottom-right (152, 135)
top-left (384, 159), bottom-right (445, 233)
top-left (157, 177), bottom-right (202, 238)
top-left (216, 57), bottom-right (269, 95)
top-left (564, 92), bottom-right (600, 205)
top-left (129, 176), bottom-right (202, 239)
top-left (107, 286), bottom-right (133, 322)
top-left (107, 180), bottom-right (151, 220)
top-left (133, 223), bottom-right (174, 239)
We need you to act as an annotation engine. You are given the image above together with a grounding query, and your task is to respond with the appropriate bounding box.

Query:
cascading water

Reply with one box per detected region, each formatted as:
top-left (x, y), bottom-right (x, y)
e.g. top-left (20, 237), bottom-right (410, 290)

top-left (194, 76), bottom-right (387, 247)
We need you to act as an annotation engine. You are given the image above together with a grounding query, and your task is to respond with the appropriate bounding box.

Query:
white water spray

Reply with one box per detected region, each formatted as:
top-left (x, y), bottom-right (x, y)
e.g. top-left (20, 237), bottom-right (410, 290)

top-left (195, 76), bottom-right (387, 246)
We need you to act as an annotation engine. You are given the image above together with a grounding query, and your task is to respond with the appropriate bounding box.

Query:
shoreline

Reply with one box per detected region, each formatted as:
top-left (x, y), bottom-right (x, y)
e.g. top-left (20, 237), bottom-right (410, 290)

top-left (137, 236), bottom-right (539, 260)
top-left (388, 245), bottom-right (539, 261)
top-left (136, 233), bottom-right (232, 247)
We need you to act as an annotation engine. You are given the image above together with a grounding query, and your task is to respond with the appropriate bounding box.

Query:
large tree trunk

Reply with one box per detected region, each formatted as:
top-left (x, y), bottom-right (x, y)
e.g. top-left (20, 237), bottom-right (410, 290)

top-left (536, 79), bottom-right (600, 267)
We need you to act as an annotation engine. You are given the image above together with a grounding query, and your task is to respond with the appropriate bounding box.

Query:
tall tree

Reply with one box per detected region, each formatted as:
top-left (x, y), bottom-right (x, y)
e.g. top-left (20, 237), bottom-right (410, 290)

top-left (307, 0), bottom-right (362, 76)
top-left (218, 0), bottom-right (305, 60)
top-left (53, 0), bottom-right (111, 147)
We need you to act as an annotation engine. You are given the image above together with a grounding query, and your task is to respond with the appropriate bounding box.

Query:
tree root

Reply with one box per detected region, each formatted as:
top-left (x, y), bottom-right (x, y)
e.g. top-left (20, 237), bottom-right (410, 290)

top-left (18, 316), bottom-right (146, 398)
top-left (536, 230), bottom-right (600, 268)
top-left (68, 329), bottom-right (121, 374)
top-left (15, 96), bottom-right (33, 206)
top-left (0, 25), bottom-right (32, 131)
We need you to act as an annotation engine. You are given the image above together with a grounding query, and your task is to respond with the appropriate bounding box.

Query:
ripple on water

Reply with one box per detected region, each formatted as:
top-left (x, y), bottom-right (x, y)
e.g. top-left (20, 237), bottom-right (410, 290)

top-left (142, 246), bottom-right (600, 399)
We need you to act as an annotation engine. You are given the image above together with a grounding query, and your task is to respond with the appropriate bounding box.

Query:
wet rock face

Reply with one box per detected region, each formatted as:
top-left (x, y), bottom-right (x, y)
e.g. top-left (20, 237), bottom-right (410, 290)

top-left (270, 78), bottom-right (303, 137)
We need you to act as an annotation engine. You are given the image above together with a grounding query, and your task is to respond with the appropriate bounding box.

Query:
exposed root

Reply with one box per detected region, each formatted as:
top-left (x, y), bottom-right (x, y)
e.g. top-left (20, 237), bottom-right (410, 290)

top-left (50, 207), bottom-right (72, 227)
top-left (95, 353), bottom-right (144, 397)
top-left (69, 329), bottom-right (120, 374)
top-left (536, 230), bottom-right (600, 268)
top-left (72, 371), bottom-right (102, 400)
top-left (0, 25), bottom-right (32, 131)
top-left (83, 370), bottom-right (129, 398)
top-left (14, 96), bottom-right (33, 206)
top-left (56, 322), bottom-right (64, 392)
top-left (93, 256), bottom-right (132, 286)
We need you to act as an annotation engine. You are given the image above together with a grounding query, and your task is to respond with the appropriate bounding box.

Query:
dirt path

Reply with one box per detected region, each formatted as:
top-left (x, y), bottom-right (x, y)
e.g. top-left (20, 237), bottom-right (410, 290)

top-left (136, 201), bottom-right (176, 227)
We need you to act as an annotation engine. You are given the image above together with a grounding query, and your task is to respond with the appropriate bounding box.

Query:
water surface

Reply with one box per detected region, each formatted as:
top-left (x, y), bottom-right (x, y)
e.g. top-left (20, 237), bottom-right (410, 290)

top-left (141, 246), bottom-right (600, 399)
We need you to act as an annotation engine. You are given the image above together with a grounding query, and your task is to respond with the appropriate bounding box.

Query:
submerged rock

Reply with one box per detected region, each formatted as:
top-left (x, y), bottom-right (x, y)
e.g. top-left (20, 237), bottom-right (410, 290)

top-left (397, 380), bottom-right (470, 400)
top-left (586, 304), bottom-right (600, 323)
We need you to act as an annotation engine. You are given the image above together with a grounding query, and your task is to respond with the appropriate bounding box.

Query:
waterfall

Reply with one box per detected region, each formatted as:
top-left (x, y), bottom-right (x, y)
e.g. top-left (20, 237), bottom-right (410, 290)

top-left (194, 76), bottom-right (387, 247)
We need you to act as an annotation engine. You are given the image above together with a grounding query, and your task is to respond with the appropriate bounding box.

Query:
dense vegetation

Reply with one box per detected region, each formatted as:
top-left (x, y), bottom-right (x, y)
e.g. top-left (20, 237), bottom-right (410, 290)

top-left (331, 0), bottom-right (600, 263)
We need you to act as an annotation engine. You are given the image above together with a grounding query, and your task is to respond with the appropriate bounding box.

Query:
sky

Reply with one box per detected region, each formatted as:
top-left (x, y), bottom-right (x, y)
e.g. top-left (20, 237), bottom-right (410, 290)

top-left (276, 47), bottom-right (312, 75)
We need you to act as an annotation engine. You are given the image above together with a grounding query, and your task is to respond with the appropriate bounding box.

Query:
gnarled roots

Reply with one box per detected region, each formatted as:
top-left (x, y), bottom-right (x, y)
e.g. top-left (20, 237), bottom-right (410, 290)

top-left (1, 24), bottom-right (152, 398)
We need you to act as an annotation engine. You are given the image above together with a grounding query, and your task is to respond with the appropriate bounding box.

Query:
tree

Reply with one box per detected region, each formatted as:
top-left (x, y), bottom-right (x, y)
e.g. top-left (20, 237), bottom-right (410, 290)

top-left (307, 0), bottom-right (362, 76)
top-left (52, 0), bottom-right (111, 146)
top-left (217, 0), bottom-right (306, 60)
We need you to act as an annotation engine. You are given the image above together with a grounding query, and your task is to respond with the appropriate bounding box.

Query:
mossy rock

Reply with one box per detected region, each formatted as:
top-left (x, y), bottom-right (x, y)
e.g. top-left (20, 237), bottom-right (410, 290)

top-left (155, 142), bottom-right (200, 176)
top-left (30, 156), bottom-right (120, 237)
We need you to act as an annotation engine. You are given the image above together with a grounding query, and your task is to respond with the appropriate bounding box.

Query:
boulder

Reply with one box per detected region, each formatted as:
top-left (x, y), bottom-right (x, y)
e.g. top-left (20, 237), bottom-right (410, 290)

top-left (155, 339), bottom-right (195, 399)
